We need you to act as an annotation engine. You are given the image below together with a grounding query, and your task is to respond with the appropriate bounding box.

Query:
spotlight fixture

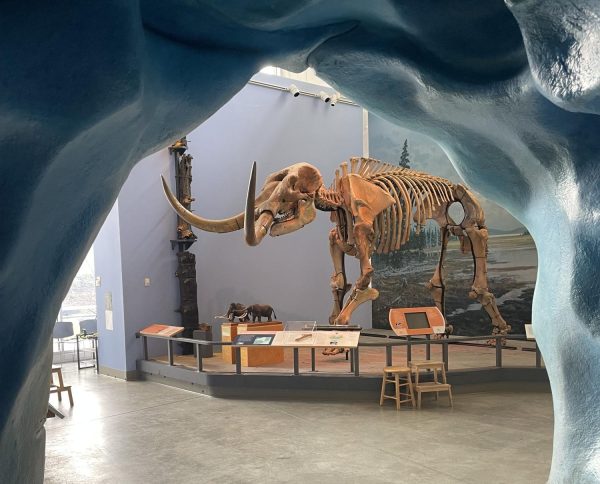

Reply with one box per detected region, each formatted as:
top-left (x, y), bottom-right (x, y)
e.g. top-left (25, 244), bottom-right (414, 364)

top-left (319, 91), bottom-right (331, 103)
top-left (330, 92), bottom-right (340, 106)
top-left (288, 84), bottom-right (300, 97)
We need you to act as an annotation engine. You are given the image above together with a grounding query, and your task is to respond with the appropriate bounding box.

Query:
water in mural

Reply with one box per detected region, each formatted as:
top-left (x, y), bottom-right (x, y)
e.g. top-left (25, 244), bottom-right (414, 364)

top-left (369, 115), bottom-right (537, 335)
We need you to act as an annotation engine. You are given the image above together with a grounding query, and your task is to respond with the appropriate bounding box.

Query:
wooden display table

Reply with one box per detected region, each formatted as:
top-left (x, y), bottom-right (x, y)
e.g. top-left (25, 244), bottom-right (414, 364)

top-left (222, 321), bottom-right (284, 366)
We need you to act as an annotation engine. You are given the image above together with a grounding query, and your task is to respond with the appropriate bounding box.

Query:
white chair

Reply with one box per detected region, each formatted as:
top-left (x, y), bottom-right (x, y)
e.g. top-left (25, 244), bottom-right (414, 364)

top-left (79, 319), bottom-right (97, 335)
top-left (77, 319), bottom-right (98, 369)
top-left (53, 321), bottom-right (75, 363)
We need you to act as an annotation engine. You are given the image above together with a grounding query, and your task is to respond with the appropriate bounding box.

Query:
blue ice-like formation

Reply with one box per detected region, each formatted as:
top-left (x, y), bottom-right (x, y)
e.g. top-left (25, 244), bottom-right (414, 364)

top-left (1, 1), bottom-right (599, 482)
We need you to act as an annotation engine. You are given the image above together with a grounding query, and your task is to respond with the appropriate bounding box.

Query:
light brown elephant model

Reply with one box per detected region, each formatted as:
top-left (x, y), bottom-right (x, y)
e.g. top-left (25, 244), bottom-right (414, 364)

top-left (162, 157), bottom-right (509, 354)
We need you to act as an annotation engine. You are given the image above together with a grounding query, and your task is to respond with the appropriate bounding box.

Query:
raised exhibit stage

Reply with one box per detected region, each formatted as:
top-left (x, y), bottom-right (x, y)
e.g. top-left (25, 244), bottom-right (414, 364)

top-left (138, 334), bottom-right (548, 400)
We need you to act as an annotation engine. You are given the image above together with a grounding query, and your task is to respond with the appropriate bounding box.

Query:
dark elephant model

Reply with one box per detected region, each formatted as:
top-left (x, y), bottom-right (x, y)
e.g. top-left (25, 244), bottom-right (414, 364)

top-left (226, 303), bottom-right (249, 322)
top-left (247, 304), bottom-right (277, 322)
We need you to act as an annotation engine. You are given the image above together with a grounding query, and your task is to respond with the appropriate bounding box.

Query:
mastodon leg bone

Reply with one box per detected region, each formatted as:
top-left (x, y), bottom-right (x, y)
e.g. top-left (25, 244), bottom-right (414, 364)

top-left (464, 226), bottom-right (511, 340)
top-left (335, 221), bottom-right (380, 325)
top-left (426, 225), bottom-right (450, 317)
top-left (335, 286), bottom-right (379, 326)
top-left (328, 229), bottom-right (350, 325)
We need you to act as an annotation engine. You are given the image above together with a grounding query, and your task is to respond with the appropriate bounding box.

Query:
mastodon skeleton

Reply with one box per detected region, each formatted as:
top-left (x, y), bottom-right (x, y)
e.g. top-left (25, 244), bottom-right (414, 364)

top-left (162, 156), bottom-right (510, 354)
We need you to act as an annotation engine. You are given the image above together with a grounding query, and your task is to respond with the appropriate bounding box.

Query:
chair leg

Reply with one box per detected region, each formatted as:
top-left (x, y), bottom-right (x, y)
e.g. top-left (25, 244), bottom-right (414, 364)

top-left (395, 374), bottom-right (400, 410)
top-left (407, 371), bottom-right (415, 408)
top-left (56, 368), bottom-right (65, 402)
top-left (56, 368), bottom-right (64, 387)
top-left (67, 387), bottom-right (74, 406)
top-left (417, 391), bottom-right (422, 409)
top-left (448, 387), bottom-right (454, 408)
top-left (379, 372), bottom-right (386, 406)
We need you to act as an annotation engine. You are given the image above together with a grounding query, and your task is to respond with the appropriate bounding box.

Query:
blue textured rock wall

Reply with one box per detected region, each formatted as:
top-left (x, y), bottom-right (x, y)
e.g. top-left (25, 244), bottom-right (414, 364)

top-left (1, 1), bottom-right (599, 482)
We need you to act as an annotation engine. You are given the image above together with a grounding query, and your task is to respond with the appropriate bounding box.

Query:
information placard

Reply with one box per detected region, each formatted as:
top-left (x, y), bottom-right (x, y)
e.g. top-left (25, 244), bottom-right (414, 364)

top-left (140, 324), bottom-right (184, 337)
top-left (236, 330), bottom-right (360, 348)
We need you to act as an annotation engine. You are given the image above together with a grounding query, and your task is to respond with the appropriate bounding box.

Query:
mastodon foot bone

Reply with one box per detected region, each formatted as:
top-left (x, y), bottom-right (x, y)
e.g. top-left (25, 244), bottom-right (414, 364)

top-left (322, 347), bottom-right (346, 356)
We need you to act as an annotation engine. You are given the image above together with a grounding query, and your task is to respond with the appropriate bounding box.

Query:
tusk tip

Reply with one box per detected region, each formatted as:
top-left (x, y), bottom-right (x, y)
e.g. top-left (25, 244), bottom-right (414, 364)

top-left (160, 175), bottom-right (170, 192)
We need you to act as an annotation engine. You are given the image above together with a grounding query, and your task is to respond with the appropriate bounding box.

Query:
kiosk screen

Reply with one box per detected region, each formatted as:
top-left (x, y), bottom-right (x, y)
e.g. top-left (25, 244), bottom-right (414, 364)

top-left (405, 312), bottom-right (430, 329)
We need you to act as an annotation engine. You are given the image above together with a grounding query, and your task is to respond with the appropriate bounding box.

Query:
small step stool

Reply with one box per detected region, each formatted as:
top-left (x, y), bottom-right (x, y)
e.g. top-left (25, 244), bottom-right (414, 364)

top-left (50, 365), bottom-right (73, 406)
top-left (379, 366), bottom-right (415, 410)
top-left (409, 360), bottom-right (453, 409)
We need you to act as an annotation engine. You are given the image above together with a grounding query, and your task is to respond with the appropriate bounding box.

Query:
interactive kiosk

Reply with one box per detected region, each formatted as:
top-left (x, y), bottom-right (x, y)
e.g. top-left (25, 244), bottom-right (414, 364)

top-left (388, 306), bottom-right (446, 336)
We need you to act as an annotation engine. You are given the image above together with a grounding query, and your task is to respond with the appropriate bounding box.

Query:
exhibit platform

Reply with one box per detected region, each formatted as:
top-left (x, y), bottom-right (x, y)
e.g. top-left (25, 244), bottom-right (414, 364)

top-left (137, 333), bottom-right (548, 401)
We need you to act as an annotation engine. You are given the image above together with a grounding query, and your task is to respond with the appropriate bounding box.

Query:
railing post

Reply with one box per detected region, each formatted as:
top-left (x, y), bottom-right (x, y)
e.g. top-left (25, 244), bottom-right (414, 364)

top-left (426, 334), bottom-right (431, 361)
top-left (535, 342), bottom-right (542, 368)
top-left (407, 336), bottom-right (412, 364)
top-left (354, 347), bottom-right (360, 376)
top-left (442, 341), bottom-right (448, 371)
top-left (495, 336), bottom-right (502, 367)
top-left (386, 345), bottom-right (392, 367)
top-left (235, 346), bottom-right (242, 374)
top-left (167, 339), bottom-right (174, 366)
top-left (196, 343), bottom-right (203, 372)
top-left (142, 335), bottom-right (148, 360)
top-left (293, 347), bottom-right (299, 375)
top-left (311, 347), bottom-right (316, 372)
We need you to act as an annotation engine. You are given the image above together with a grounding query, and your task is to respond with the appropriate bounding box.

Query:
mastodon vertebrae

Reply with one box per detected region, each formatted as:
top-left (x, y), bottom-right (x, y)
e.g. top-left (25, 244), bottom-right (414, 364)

top-left (162, 156), bottom-right (510, 350)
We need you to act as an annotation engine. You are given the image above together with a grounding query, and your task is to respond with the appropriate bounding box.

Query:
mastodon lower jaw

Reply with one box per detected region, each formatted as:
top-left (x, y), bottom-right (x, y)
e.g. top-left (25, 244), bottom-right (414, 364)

top-left (161, 175), bottom-right (244, 233)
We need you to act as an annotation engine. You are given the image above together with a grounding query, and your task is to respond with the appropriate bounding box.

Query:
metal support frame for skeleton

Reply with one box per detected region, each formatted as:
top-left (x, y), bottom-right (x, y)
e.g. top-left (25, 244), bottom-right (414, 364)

top-left (162, 156), bottom-right (510, 354)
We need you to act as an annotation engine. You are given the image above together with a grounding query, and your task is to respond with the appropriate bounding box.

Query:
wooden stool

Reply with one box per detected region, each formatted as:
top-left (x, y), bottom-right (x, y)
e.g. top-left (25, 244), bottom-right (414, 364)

top-left (379, 366), bottom-right (415, 410)
top-left (50, 365), bottom-right (73, 406)
top-left (409, 360), bottom-right (453, 409)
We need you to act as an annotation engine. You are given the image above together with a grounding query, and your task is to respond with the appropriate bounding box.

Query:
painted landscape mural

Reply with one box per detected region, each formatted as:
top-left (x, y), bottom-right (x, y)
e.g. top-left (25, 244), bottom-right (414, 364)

top-left (369, 114), bottom-right (537, 335)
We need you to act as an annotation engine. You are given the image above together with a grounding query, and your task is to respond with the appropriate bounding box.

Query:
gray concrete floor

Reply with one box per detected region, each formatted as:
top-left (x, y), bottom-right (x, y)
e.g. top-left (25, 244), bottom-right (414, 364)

top-left (45, 363), bottom-right (553, 483)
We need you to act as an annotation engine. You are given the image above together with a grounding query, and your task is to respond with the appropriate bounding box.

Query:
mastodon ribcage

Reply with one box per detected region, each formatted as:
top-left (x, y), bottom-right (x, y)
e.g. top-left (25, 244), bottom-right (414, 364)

top-left (363, 161), bottom-right (456, 254)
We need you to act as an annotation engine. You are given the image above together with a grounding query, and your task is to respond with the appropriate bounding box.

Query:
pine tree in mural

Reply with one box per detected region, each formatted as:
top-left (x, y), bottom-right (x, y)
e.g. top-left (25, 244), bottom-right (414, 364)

top-left (399, 139), bottom-right (410, 168)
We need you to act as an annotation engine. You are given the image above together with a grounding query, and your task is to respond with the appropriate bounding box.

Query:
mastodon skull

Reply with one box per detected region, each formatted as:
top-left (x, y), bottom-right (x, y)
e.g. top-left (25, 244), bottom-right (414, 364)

top-left (245, 162), bottom-right (322, 245)
top-left (161, 162), bottom-right (322, 246)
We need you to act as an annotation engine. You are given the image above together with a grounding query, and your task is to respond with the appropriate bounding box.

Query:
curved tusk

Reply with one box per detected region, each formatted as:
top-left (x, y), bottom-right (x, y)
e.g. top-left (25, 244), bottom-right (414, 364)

top-left (245, 162), bottom-right (274, 246)
top-left (161, 176), bottom-right (244, 233)
top-left (245, 162), bottom-right (258, 245)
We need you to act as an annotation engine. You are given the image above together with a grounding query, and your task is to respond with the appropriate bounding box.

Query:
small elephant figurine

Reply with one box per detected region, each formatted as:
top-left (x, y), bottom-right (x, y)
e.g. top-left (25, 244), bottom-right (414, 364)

top-left (247, 304), bottom-right (277, 322)
top-left (225, 302), bottom-right (249, 322)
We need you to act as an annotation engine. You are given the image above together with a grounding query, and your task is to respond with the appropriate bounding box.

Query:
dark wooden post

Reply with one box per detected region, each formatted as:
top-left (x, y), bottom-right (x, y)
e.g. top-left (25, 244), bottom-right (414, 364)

top-left (169, 138), bottom-right (200, 355)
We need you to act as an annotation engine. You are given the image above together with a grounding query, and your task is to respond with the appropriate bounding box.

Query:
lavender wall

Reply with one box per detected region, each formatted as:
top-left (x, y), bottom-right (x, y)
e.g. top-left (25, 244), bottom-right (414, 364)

top-left (93, 202), bottom-right (127, 372)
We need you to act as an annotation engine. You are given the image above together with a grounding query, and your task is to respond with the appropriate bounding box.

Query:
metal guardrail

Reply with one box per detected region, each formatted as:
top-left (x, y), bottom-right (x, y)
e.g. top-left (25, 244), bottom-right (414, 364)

top-left (138, 332), bottom-right (543, 378)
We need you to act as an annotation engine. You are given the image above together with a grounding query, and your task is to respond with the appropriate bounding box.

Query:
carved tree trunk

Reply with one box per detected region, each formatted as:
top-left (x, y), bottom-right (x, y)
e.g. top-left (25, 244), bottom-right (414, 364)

top-left (170, 137), bottom-right (200, 354)
top-left (174, 150), bottom-right (196, 240)
top-left (175, 251), bottom-right (199, 328)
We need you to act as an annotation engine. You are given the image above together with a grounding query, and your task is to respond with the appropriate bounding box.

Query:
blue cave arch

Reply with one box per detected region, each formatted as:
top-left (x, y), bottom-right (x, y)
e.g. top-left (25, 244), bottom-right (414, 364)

top-left (1, 1), bottom-right (600, 482)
